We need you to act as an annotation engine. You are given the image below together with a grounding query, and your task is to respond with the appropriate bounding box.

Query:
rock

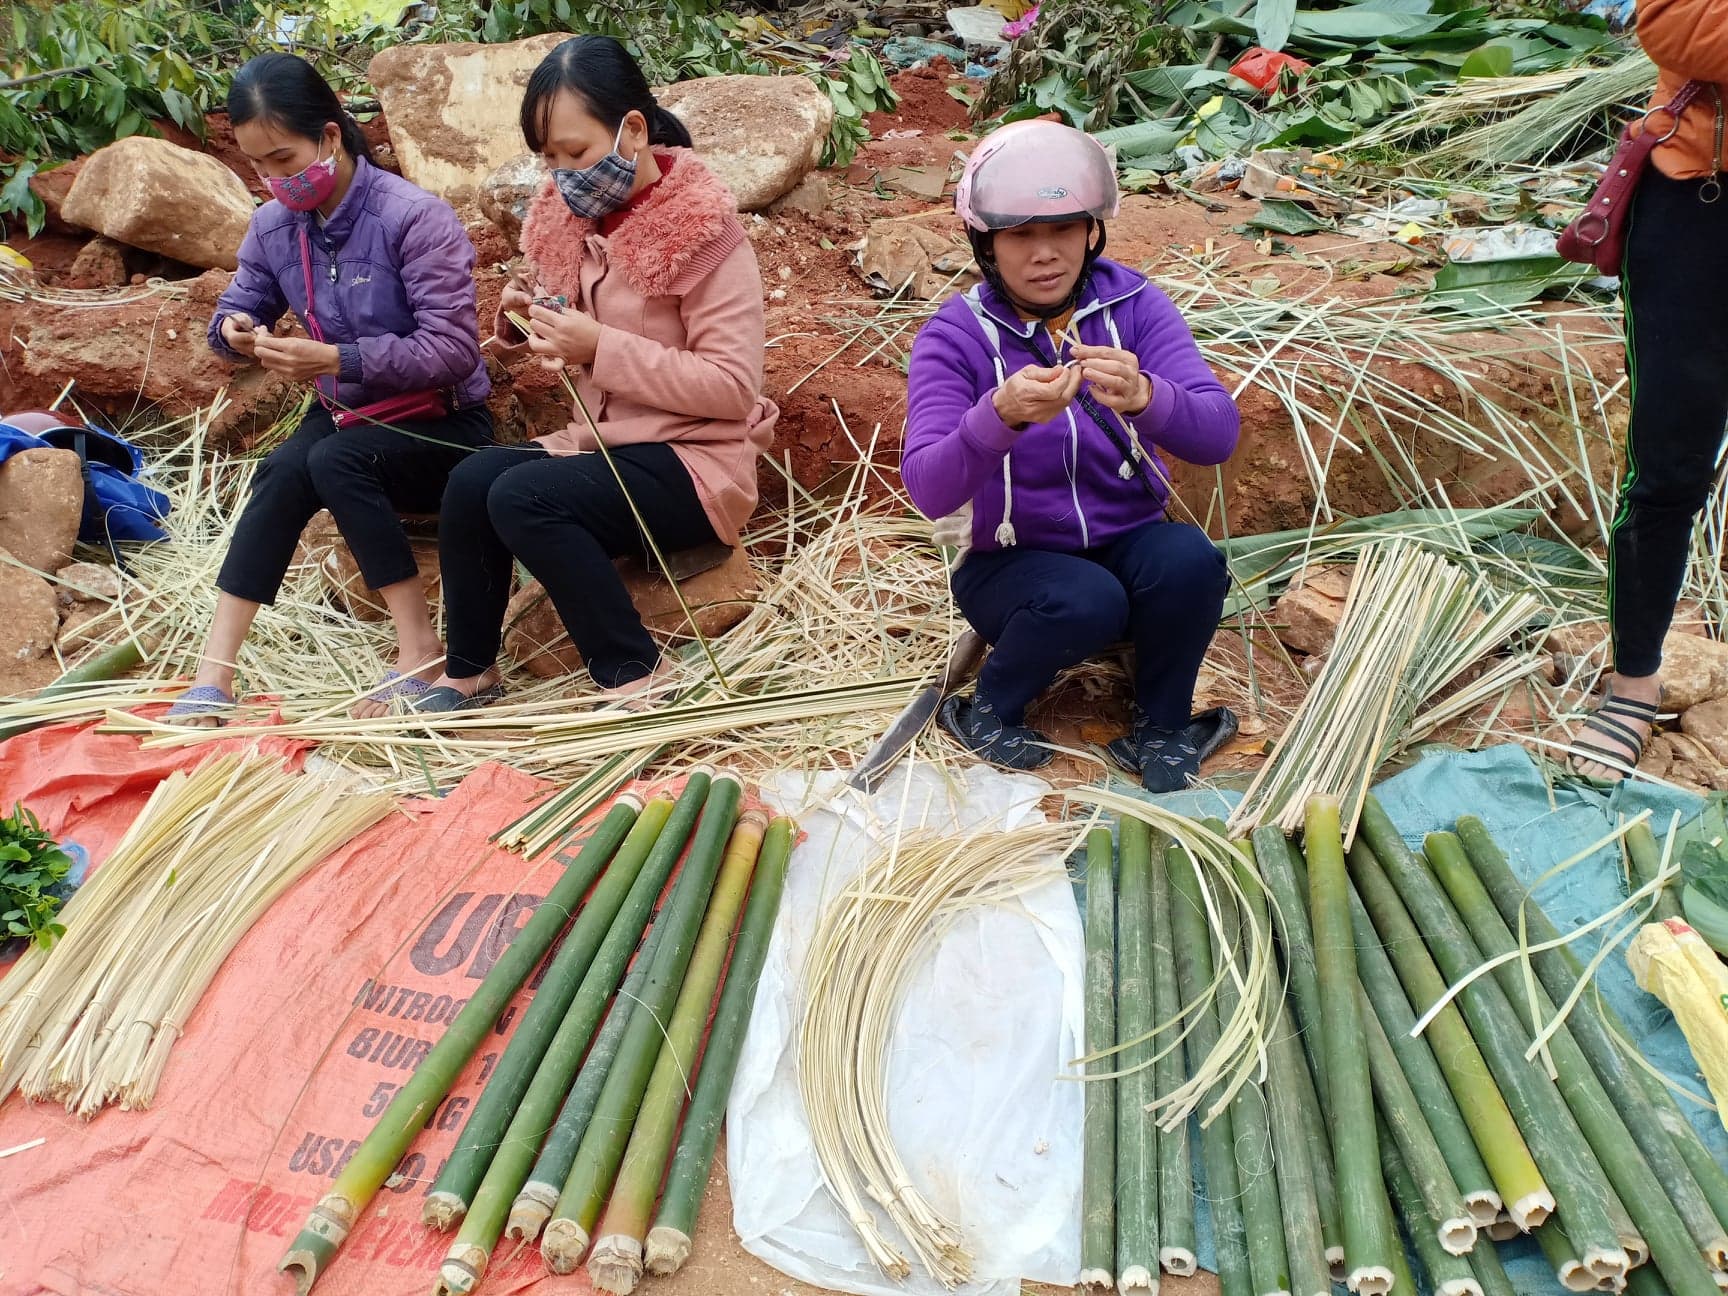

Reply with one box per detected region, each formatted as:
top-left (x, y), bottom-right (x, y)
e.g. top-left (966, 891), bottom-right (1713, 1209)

top-left (768, 173), bottom-right (830, 217)
top-left (504, 548), bottom-right (759, 678)
top-left (55, 561), bottom-right (123, 609)
top-left (56, 601), bottom-right (113, 655)
top-left (1272, 564), bottom-right (1354, 657)
top-left (299, 511), bottom-right (441, 621)
top-left (27, 157), bottom-right (88, 236)
top-left (0, 449), bottom-right (84, 574)
top-left (1681, 696), bottom-right (1728, 767)
top-left (1660, 631), bottom-right (1728, 711)
top-left (480, 154), bottom-right (545, 251)
top-left (67, 236), bottom-right (131, 290)
top-left (60, 136), bottom-right (255, 272)
top-left (367, 34), bottom-right (569, 211)
top-left (658, 75), bottom-right (833, 212)
top-left (0, 555), bottom-right (61, 662)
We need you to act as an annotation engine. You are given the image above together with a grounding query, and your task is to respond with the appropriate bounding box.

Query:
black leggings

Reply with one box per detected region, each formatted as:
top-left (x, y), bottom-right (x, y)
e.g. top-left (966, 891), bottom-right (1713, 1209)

top-left (218, 404), bottom-right (493, 605)
top-left (439, 443), bottom-right (717, 688)
top-left (1610, 171), bottom-right (1728, 677)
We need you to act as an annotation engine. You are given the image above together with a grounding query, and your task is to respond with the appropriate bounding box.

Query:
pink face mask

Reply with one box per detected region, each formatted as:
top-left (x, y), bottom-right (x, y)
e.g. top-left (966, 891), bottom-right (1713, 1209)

top-left (267, 141), bottom-right (339, 212)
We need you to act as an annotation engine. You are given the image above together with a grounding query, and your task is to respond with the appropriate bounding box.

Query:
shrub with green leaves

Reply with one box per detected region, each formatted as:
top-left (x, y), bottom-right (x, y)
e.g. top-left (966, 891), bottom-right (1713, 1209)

top-left (1, 804), bottom-right (74, 950)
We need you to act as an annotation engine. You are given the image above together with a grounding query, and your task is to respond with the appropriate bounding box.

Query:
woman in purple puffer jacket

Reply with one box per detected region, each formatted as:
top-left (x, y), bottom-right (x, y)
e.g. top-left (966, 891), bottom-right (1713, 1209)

top-left (903, 120), bottom-right (1240, 790)
top-left (169, 52), bottom-right (492, 725)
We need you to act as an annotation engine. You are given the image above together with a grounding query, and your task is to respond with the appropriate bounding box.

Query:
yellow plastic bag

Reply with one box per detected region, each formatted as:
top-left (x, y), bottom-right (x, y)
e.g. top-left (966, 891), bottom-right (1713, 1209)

top-left (1627, 918), bottom-right (1728, 1132)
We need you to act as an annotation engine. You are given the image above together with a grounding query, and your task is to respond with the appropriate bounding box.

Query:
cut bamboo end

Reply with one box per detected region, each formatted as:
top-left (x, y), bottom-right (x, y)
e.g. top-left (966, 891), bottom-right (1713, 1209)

top-left (1440, 1217), bottom-right (1479, 1256)
top-left (612, 791), bottom-right (646, 812)
top-left (588, 1234), bottom-right (644, 1296)
top-left (1486, 1219), bottom-right (1521, 1242)
top-left (431, 1242), bottom-right (488, 1296)
top-left (1706, 1240), bottom-right (1728, 1272)
top-left (1618, 1236), bottom-right (1647, 1271)
top-left (506, 1181), bottom-right (559, 1242)
top-left (1508, 1189), bottom-right (1556, 1231)
top-left (1438, 1280), bottom-right (1483, 1296)
top-left (644, 1225), bottom-right (691, 1275)
top-left (1465, 1192), bottom-right (1503, 1227)
top-left (278, 1198), bottom-right (353, 1295)
top-left (1556, 1258), bottom-right (1596, 1291)
top-left (1582, 1246), bottom-right (1630, 1283)
top-left (1347, 1264), bottom-right (1395, 1296)
top-left (1079, 1266), bottom-right (1115, 1291)
top-left (1594, 1280), bottom-right (1624, 1294)
top-left (1117, 1263), bottom-right (1155, 1293)
top-left (1159, 1247), bottom-right (1197, 1278)
top-left (422, 1191), bottom-right (465, 1231)
top-left (1326, 1247), bottom-right (1346, 1278)
top-left (542, 1218), bottom-right (590, 1275)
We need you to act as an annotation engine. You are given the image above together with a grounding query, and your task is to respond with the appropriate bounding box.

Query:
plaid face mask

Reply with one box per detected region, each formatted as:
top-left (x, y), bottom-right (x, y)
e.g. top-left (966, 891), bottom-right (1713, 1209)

top-left (551, 121), bottom-right (638, 221)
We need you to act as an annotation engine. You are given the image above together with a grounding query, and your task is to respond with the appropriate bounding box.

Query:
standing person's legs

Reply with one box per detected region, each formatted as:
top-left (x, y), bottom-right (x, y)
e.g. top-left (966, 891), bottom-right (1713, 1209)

top-left (946, 547), bottom-right (1130, 768)
top-left (170, 408), bottom-right (341, 723)
top-left (1574, 173), bottom-right (1728, 777)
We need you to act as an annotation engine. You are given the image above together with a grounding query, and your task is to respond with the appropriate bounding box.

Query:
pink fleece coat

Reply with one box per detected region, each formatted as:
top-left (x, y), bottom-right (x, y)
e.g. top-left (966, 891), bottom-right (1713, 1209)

top-left (494, 149), bottom-right (777, 545)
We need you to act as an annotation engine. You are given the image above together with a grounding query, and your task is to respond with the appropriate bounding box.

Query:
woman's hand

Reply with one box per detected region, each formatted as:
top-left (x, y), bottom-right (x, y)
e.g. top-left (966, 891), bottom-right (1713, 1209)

top-left (1071, 343), bottom-right (1153, 415)
top-left (993, 363), bottom-right (1083, 430)
top-left (220, 311), bottom-right (259, 358)
top-left (253, 335), bottom-right (342, 381)
top-left (527, 301), bottom-right (602, 371)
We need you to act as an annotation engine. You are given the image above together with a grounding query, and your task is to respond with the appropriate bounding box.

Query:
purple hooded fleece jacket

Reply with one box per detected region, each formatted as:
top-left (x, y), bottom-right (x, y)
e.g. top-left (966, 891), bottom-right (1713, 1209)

top-left (903, 258), bottom-right (1238, 554)
top-left (208, 156), bottom-right (490, 411)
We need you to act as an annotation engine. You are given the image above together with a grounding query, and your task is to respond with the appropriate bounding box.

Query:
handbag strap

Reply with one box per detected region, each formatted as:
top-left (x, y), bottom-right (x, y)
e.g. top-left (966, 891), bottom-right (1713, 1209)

top-left (1649, 79), bottom-right (1706, 136)
top-left (297, 225), bottom-right (335, 409)
top-left (1020, 327), bottom-right (1166, 502)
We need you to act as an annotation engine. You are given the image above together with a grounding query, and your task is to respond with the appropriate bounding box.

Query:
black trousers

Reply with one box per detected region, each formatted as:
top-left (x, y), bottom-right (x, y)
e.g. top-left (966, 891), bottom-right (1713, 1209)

top-left (950, 520), bottom-right (1228, 728)
top-left (1610, 171), bottom-right (1728, 676)
top-left (218, 404), bottom-right (493, 605)
top-left (439, 443), bottom-right (717, 688)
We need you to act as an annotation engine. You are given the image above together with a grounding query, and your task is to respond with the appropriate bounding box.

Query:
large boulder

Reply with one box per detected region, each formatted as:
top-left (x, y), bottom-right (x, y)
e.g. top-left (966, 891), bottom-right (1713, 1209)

top-left (480, 154), bottom-right (546, 253)
top-left (504, 548), bottom-right (758, 678)
top-left (658, 75), bottom-right (833, 211)
top-left (1660, 631), bottom-right (1728, 711)
top-left (0, 549), bottom-right (61, 662)
top-left (367, 34), bottom-right (568, 211)
top-left (60, 136), bottom-right (254, 272)
top-left (0, 448), bottom-right (84, 574)
top-left (1271, 564), bottom-right (1353, 657)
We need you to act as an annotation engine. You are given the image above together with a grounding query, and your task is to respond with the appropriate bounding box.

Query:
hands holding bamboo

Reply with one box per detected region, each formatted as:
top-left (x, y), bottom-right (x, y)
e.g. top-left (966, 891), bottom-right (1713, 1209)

top-left (1070, 343), bottom-right (1152, 415)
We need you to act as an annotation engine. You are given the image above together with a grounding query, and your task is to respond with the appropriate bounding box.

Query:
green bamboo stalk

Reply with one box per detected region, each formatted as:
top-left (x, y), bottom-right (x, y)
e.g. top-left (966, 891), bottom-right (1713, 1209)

top-left (542, 775), bottom-right (745, 1272)
top-left (1427, 830), bottom-right (1721, 1296)
top-left (1081, 826), bottom-right (1117, 1291)
top-left (1116, 818), bottom-right (1158, 1292)
top-left (1382, 1134), bottom-right (1483, 1296)
top-left (1626, 820), bottom-right (1683, 923)
top-left (506, 773), bottom-right (718, 1245)
top-left (589, 812), bottom-right (768, 1295)
top-left (1306, 796), bottom-right (1396, 1295)
top-left (1352, 808), bottom-right (1553, 1229)
top-left (1471, 1233), bottom-right (1518, 1296)
top-left (425, 795), bottom-right (679, 1228)
top-left (1627, 1265), bottom-right (1679, 1296)
top-left (1167, 841), bottom-right (1249, 1296)
top-left (1355, 801), bottom-right (1628, 1281)
top-left (1456, 815), bottom-right (1728, 1263)
top-left (437, 855), bottom-right (679, 1295)
top-left (1535, 1216), bottom-right (1598, 1292)
top-left (1349, 882), bottom-right (1502, 1226)
top-left (277, 796), bottom-right (646, 1295)
top-left (1264, 1000), bottom-right (1332, 1296)
top-left (1250, 827), bottom-right (1344, 1268)
top-left (644, 816), bottom-right (793, 1276)
top-left (0, 637), bottom-right (145, 742)
top-left (1151, 841), bottom-right (1196, 1278)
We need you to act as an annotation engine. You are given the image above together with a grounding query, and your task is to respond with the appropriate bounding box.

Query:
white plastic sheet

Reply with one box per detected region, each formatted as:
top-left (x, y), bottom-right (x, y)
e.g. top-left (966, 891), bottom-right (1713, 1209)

top-left (727, 764), bottom-right (1086, 1296)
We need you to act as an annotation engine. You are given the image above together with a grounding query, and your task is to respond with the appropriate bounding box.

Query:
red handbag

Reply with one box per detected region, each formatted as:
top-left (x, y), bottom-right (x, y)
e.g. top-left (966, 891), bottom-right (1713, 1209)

top-left (1557, 80), bottom-right (1703, 275)
top-left (297, 227), bottom-right (450, 428)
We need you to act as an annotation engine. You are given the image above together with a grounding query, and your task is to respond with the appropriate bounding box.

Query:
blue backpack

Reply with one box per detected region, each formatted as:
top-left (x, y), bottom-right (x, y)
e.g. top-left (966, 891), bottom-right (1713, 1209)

top-left (0, 420), bottom-right (171, 561)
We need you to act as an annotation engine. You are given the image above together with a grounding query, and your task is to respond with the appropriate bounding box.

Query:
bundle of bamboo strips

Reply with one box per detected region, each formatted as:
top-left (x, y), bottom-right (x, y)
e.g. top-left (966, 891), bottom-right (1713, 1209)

top-left (0, 752), bottom-right (390, 1115)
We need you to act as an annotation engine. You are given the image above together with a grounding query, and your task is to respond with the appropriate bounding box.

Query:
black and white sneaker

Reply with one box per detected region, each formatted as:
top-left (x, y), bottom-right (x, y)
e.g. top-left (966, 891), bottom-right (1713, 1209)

top-left (938, 693), bottom-right (1054, 771)
top-left (1107, 706), bottom-right (1239, 793)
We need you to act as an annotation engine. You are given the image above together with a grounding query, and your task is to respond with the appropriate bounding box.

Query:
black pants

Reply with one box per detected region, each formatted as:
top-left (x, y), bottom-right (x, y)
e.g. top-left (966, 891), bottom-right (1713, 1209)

top-left (439, 443), bottom-right (717, 688)
top-left (950, 520), bottom-right (1228, 728)
top-left (218, 405), bottom-right (493, 605)
top-left (1610, 171), bottom-right (1728, 677)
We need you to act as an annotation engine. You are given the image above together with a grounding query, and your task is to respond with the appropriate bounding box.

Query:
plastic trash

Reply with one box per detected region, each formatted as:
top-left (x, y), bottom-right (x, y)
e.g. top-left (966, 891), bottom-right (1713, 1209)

top-left (1627, 918), bottom-right (1728, 1133)
top-left (884, 35), bottom-right (969, 67)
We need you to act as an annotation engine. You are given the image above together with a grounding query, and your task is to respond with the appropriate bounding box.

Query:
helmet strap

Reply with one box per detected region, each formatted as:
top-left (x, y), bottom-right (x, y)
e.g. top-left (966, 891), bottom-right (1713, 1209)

top-left (968, 219), bottom-right (1108, 322)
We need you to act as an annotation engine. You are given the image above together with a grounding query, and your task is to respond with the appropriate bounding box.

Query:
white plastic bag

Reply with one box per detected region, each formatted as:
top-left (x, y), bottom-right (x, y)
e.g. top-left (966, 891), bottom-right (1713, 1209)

top-left (727, 764), bottom-right (1086, 1296)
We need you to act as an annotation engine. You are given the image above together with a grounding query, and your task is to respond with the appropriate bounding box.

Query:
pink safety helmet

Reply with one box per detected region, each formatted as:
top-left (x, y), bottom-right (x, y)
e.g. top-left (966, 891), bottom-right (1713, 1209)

top-left (955, 119), bottom-right (1121, 232)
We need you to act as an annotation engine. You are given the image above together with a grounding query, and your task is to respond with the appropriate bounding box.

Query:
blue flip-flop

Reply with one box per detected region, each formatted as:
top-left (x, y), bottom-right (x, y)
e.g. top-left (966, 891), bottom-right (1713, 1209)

top-left (409, 683), bottom-right (505, 715)
top-left (163, 683), bottom-right (234, 725)
top-left (361, 670), bottom-right (434, 709)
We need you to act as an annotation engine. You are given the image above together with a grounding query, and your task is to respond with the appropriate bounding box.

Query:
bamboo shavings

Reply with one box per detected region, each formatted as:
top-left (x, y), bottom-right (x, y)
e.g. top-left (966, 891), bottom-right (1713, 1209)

top-left (798, 822), bottom-right (1085, 1287)
top-left (0, 751), bottom-right (390, 1116)
top-left (1228, 539), bottom-right (1542, 845)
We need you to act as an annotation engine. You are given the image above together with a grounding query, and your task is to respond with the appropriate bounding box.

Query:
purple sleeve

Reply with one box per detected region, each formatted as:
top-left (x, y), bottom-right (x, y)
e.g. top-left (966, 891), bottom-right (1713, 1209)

top-left (353, 199), bottom-right (484, 391)
top-left (902, 314), bottom-right (1020, 520)
top-left (207, 221), bottom-right (288, 361)
top-left (1125, 285), bottom-right (1239, 466)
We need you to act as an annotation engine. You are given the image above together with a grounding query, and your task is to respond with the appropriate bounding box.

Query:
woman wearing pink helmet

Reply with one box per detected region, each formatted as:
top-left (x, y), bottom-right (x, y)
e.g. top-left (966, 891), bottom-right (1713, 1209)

top-left (903, 120), bottom-right (1241, 789)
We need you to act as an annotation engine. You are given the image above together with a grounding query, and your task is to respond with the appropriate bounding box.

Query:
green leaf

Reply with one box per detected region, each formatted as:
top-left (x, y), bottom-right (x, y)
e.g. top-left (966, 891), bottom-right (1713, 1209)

top-left (1255, 0), bottom-right (1297, 52)
top-left (1427, 255), bottom-right (1592, 311)
top-left (1243, 200), bottom-right (1335, 236)
top-left (1458, 41), bottom-right (1516, 79)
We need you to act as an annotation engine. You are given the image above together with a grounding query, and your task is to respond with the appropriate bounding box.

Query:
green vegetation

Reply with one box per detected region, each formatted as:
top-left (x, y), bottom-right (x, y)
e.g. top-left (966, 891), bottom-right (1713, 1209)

top-left (0, 803), bottom-right (73, 949)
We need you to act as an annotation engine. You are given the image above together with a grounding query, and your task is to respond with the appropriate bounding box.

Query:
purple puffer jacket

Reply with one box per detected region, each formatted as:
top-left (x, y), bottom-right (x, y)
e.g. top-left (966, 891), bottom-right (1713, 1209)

top-left (903, 259), bottom-right (1238, 554)
top-left (207, 156), bottom-right (490, 410)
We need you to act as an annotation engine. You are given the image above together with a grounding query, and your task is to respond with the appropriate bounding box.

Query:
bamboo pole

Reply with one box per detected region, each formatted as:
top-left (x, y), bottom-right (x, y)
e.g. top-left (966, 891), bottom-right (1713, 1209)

top-left (1625, 821), bottom-right (1683, 923)
top-left (1306, 797), bottom-right (1395, 1295)
top-left (589, 812), bottom-right (769, 1294)
top-left (1081, 826), bottom-right (1117, 1291)
top-left (1471, 1233), bottom-right (1519, 1296)
top-left (1382, 1135), bottom-right (1484, 1296)
top-left (278, 795), bottom-right (645, 1295)
top-left (646, 816), bottom-right (794, 1275)
top-left (1116, 819), bottom-right (1158, 1293)
top-left (1151, 841), bottom-right (1196, 1278)
top-left (1538, 1216), bottom-right (1601, 1292)
top-left (0, 638), bottom-right (145, 741)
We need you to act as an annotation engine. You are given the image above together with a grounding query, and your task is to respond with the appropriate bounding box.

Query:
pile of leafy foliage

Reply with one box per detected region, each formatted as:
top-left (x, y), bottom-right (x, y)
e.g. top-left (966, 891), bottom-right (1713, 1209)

top-left (1, 804), bottom-right (73, 951)
top-left (986, 0), bottom-right (1625, 173)
top-left (1, 0), bottom-right (893, 235)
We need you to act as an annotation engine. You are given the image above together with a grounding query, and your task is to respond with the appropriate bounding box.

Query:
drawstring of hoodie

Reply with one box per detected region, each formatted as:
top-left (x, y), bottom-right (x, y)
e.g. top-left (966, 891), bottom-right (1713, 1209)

top-left (990, 352), bottom-right (1017, 546)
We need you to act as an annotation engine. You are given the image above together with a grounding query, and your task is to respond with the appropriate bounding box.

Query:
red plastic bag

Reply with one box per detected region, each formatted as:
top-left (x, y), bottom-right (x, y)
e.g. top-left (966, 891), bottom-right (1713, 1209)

top-left (1229, 47), bottom-right (1312, 93)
